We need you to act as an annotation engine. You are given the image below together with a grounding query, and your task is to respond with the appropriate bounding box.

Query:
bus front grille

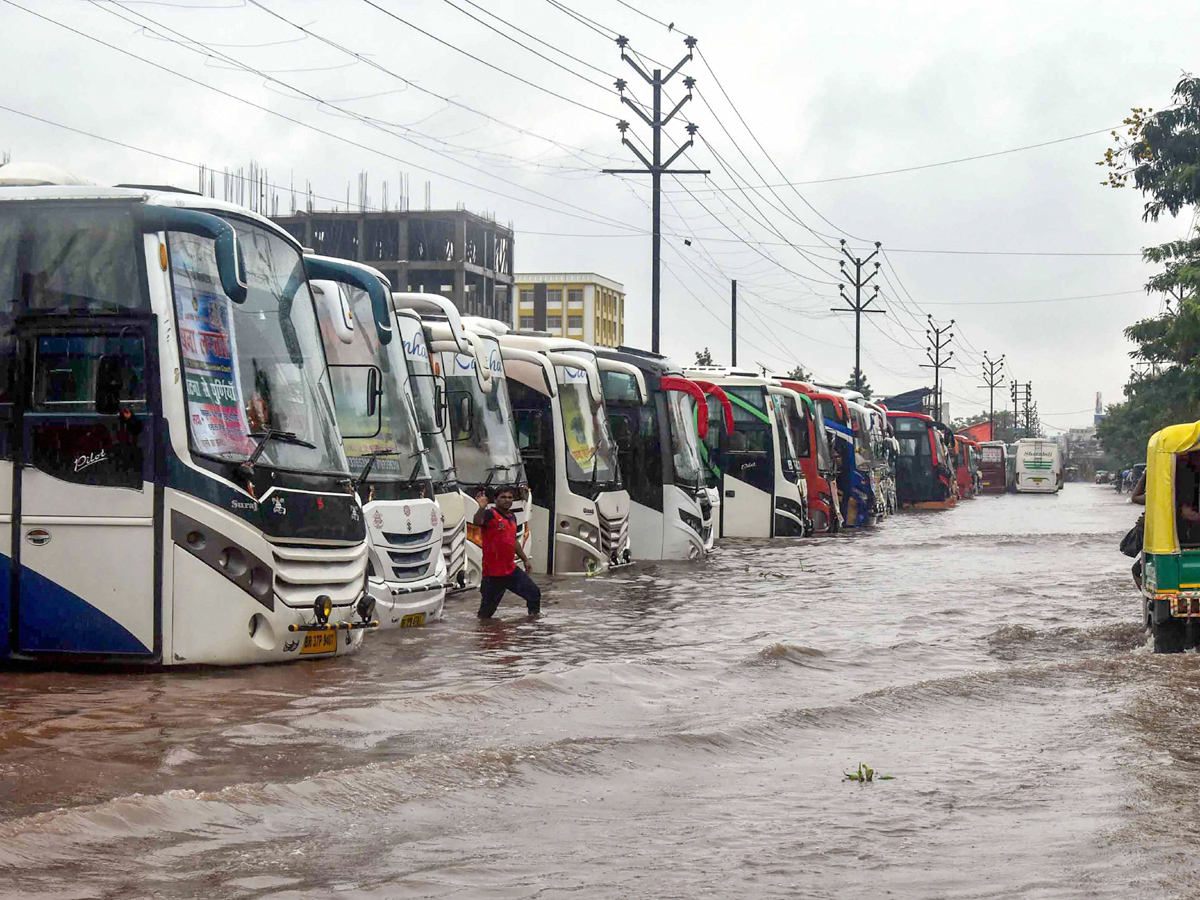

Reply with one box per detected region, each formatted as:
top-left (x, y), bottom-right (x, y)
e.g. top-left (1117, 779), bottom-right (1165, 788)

top-left (271, 541), bottom-right (369, 608)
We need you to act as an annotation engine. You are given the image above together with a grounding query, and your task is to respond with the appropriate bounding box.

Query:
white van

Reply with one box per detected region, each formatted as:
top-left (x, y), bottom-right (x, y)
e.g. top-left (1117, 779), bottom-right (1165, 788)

top-left (1014, 439), bottom-right (1063, 493)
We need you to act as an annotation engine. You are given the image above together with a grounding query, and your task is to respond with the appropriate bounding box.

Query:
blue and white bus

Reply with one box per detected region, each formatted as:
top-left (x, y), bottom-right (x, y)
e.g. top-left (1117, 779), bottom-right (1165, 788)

top-left (0, 171), bottom-right (375, 664)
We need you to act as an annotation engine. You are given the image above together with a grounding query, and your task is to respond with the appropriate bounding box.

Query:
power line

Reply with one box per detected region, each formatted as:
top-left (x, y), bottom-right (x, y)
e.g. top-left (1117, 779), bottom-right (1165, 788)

top-left (8, 0), bottom-right (646, 234)
top-left (661, 124), bottom-right (1122, 189)
top-left (356, 0), bottom-right (614, 119)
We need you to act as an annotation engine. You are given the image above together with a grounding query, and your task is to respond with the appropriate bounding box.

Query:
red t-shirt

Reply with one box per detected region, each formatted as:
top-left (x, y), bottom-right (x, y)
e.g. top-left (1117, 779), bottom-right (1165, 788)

top-left (480, 508), bottom-right (518, 577)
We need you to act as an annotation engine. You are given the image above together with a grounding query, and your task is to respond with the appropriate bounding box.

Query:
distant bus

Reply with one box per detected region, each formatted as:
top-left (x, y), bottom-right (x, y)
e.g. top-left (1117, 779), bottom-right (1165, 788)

top-left (1014, 439), bottom-right (1063, 493)
top-left (978, 441), bottom-right (1008, 493)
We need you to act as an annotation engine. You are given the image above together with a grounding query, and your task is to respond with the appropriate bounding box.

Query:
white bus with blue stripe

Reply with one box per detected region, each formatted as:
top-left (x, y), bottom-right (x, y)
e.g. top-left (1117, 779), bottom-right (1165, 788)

top-left (308, 261), bottom-right (446, 630)
top-left (0, 171), bottom-right (375, 665)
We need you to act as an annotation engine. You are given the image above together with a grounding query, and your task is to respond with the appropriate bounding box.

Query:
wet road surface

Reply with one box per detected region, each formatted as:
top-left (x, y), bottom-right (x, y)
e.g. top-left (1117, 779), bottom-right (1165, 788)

top-left (2, 484), bottom-right (1198, 898)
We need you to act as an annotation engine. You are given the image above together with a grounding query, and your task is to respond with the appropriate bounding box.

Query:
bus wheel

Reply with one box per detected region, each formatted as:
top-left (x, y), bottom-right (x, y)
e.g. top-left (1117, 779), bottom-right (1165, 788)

top-left (1153, 616), bottom-right (1187, 653)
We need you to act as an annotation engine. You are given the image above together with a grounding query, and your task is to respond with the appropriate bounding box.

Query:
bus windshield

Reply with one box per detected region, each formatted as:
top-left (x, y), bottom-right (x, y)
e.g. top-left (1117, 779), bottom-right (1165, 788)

top-left (892, 418), bottom-right (930, 458)
top-left (665, 389), bottom-right (704, 488)
top-left (170, 219), bottom-right (347, 476)
top-left (317, 285), bottom-right (427, 484)
top-left (447, 335), bottom-right (522, 486)
top-left (397, 314), bottom-right (455, 487)
top-left (812, 410), bottom-right (834, 473)
top-left (557, 364), bottom-right (619, 487)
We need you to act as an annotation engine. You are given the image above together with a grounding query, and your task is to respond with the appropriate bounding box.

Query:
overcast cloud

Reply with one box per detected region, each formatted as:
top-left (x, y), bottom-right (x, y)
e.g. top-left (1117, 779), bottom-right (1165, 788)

top-left (2, 0), bottom-right (1196, 430)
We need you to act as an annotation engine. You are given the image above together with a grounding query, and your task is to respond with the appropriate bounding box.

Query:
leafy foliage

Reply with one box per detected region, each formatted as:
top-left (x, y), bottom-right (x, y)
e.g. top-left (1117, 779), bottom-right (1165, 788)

top-left (844, 762), bottom-right (894, 783)
top-left (1095, 74), bottom-right (1200, 460)
top-left (694, 347), bottom-right (715, 366)
top-left (846, 371), bottom-right (873, 399)
top-left (785, 364), bottom-right (812, 382)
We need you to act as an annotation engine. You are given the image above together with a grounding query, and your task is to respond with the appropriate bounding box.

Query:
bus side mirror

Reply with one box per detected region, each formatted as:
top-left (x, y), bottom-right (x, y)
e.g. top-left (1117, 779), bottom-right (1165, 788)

top-left (328, 364), bottom-right (382, 439)
top-left (514, 409), bottom-right (544, 456)
top-left (448, 391), bottom-right (475, 442)
top-left (95, 354), bottom-right (123, 415)
top-left (366, 366), bottom-right (379, 417)
top-left (434, 381), bottom-right (446, 431)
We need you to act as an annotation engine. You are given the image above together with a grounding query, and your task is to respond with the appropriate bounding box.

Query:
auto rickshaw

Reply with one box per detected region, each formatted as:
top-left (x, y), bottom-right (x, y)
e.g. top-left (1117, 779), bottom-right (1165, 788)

top-left (1140, 421), bottom-right (1200, 652)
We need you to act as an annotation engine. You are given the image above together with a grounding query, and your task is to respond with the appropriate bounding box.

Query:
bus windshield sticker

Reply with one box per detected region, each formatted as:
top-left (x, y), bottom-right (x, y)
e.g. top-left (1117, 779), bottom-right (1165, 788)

top-left (171, 234), bottom-right (253, 458)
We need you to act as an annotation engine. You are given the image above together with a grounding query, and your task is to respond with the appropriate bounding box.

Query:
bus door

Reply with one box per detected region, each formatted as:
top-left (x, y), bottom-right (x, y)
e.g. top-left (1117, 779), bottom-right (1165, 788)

top-left (12, 320), bottom-right (157, 657)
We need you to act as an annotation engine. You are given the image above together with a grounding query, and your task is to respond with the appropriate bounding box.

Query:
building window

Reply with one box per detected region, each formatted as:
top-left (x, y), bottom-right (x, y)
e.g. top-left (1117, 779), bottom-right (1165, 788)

top-left (568, 288), bottom-right (583, 307)
top-left (520, 288), bottom-right (534, 306)
top-left (547, 315), bottom-right (562, 329)
top-left (547, 288), bottom-right (562, 307)
top-left (519, 316), bottom-right (535, 329)
top-left (568, 315), bottom-right (583, 330)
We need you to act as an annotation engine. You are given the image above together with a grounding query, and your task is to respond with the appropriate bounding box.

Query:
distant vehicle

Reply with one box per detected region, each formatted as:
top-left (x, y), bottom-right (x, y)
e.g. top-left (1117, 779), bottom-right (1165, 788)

top-left (979, 441), bottom-right (1009, 493)
top-left (1095, 469), bottom-right (1108, 484)
top-left (1013, 439), bottom-right (1063, 493)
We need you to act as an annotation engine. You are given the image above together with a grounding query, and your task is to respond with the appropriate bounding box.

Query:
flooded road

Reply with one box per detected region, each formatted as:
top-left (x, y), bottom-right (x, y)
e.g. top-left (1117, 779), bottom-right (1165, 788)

top-left (2, 484), bottom-right (1198, 898)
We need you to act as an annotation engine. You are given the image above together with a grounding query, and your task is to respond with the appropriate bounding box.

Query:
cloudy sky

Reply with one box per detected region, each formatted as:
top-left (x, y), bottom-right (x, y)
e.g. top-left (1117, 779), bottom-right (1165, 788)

top-left (2, 0), bottom-right (1196, 430)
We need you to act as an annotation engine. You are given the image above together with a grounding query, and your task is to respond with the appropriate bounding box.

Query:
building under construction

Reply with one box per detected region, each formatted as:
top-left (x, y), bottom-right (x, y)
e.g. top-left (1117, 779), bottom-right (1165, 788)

top-left (271, 208), bottom-right (514, 321)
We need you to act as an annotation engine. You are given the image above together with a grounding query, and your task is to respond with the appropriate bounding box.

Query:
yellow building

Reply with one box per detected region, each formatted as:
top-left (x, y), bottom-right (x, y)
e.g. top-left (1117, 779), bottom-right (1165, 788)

top-left (514, 273), bottom-right (625, 348)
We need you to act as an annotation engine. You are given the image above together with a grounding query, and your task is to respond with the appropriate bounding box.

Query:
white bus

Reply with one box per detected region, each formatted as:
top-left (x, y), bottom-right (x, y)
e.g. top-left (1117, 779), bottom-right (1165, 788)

top-left (0, 174), bottom-right (374, 664)
top-left (308, 262), bottom-right (445, 629)
top-left (1014, 438), bottom-right (1063, 494)
top-left (500, 331), bottom-right (632, 574)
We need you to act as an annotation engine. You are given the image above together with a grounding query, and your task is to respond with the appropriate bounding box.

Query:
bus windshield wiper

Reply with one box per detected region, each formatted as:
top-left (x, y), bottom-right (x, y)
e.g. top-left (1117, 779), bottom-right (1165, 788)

top-left (355, 449), bottom-right (399, 488)
top-left (406, 447), bottom-right (429, 483)
top-left (240, 429), bottom-right (317, 474)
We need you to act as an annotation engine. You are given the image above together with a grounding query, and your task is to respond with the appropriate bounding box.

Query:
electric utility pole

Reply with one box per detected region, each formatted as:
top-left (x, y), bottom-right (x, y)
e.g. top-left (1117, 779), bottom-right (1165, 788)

top-left (730, 279), bottom-right (737, 366)
top-left (603, 36), bottom-right (709, 353)
top-left (831, 239), bottom-right (883, 391)
top-left (1022, 384), bottom-right (1034, 437)
top-left (921, 316), bottom-right (955, 423)
top-left (979, 352), bottom-right (1006, 440)
top-left (1011, 381), bottom-right (1032, 437)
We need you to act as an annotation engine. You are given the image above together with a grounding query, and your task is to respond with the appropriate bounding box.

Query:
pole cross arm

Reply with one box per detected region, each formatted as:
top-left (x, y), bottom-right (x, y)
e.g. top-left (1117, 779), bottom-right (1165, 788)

top-left (662, 93), bottom-right (691, 127)
top-left (621, 53), bottom-right (653, 86)
top-left (662, 139), bottom-right (694, 170)
top-left (621, 94), bottom-right (655, 129)
top-left (665, 51), bottom-right (692, 83)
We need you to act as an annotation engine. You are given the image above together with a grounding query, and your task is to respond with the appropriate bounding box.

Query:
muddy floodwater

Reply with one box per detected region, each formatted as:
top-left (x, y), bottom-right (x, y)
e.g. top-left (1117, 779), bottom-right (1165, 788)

top-left (4, 484), bottom-right (1200, 898)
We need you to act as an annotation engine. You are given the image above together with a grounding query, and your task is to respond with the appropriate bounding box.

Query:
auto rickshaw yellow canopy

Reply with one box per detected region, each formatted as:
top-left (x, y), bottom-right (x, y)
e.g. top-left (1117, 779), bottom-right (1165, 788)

top-left (1144, 420), bottom-right (1200, 555)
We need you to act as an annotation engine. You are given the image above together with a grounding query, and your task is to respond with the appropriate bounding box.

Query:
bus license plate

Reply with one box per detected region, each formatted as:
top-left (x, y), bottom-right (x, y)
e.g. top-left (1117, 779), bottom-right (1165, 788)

top-left (400, 613), bottom-right (426, 628)
top-left (300, 629), bottom-right (338, 654)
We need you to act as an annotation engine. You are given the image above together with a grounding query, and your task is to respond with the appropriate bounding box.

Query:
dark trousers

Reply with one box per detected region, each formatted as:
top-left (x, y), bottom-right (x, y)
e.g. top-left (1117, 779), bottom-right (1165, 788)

top-left (479, 567), bottom-right (542, 618)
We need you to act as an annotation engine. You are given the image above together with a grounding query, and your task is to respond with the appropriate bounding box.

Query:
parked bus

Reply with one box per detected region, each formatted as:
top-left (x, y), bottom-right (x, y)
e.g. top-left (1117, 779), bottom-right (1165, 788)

top-left (695, 380), bottom-right (735, 548)
top-left (888, 411), bottom-right (956, 508)
top-left (500, 331), bottom-right (632, 574)
top-left (681, 367), bottom-right (806, 538)
top-left (309, 266), bottom-right (446, 629)
top-left (811, 391), bottom-right (874, 526)
top-left (390, 293), bottom-right (485, 594)
top-left (781, 380), bottom-right (842, 532)
top-left (595, 347), bottom-right (712, 559)
top-left (979, 441), bottom-right (1008, 493)
top-left (845, 397), bottom-right (888, 524)
top-left (1014, 438), bottom-right (1063, 493)
top-left (766, 384), bottom-right (814, 535)
top-left (0, 178), bottom-right (377, 664)
top-left (953, 434), bottom-right (981, 499)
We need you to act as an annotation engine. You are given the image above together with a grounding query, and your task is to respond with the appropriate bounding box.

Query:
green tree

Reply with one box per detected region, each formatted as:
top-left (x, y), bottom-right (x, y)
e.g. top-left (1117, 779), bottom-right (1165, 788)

top-left (785, 364), bottom-right (812, 382)
top-left (694, 347), bottom-right (715, 366)
top-left (1095, 74), bottom-right (1200, 457)
top-left (846, 371), bottom-right (873, 399)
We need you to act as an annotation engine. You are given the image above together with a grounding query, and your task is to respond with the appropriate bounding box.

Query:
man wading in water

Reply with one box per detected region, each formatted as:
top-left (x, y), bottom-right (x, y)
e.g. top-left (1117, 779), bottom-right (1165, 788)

top-left (474, 487), bottom-right (541, 619)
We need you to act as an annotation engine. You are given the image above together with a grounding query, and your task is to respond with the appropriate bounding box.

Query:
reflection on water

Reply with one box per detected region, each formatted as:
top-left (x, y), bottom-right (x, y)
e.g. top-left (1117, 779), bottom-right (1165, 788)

top-left (2, 485), bottom-right (1199, 897)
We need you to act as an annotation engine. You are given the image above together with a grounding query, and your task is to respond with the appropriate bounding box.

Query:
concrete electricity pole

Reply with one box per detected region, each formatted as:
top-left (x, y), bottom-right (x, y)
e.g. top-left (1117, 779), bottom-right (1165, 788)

top-left (979, 352), bottom-right (1006, 441)
top-left (603, 36), bottom-right (709, 354)
top-left (921, 316), bottom-right (955, 422)
top-left (831, 240), bottom-right (883, 391)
